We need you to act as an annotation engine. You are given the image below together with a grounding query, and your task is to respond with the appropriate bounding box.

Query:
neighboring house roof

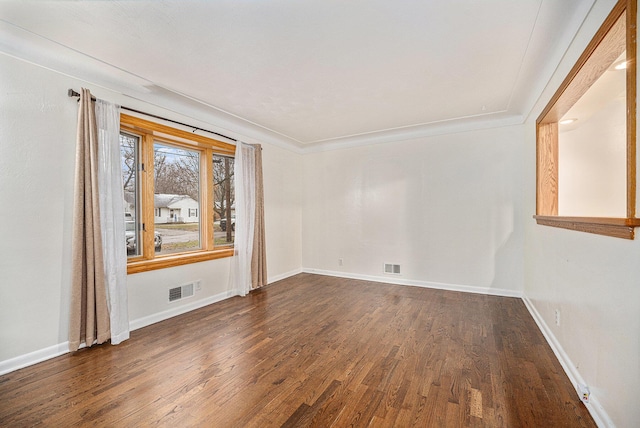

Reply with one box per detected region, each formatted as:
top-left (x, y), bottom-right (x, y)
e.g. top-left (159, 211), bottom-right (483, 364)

top-left (154, 194), bottom-right (197, 209)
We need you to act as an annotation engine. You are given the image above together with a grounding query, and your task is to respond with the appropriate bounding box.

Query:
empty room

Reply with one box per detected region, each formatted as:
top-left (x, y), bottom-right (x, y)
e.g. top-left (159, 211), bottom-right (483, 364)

top-left (1, 0), bottom-right (638, 427)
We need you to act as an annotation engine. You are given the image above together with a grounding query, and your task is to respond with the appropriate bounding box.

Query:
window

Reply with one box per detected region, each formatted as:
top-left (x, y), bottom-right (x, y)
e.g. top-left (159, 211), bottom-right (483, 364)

top-left (120, 114), bottom-right (236, 273)
top-left (535, 0), bottom-right (639, 239)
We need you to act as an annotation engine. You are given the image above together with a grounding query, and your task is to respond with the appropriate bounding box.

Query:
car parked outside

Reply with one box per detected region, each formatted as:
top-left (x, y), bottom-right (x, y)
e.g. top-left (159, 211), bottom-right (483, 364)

top-left (126, 220), bottom-right (162, 255)
top-left (220, 217), bottom-right (235, 232)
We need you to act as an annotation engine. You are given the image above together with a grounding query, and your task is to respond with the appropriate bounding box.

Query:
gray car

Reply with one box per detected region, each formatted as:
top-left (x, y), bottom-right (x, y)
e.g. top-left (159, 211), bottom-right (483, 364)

top-left (126, 221), bottom-right (162, 255)
top-left (220, 217), bottom-right (235, 232)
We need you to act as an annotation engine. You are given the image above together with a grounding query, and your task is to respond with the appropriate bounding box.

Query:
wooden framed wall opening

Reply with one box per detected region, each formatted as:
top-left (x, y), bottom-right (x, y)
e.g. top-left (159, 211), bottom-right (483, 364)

top-left (535, 0), bottom-right (640, 239)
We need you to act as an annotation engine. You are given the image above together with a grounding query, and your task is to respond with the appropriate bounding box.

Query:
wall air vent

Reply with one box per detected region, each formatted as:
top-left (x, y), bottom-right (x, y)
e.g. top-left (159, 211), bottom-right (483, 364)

top-left (384, 264), bottom-right (401, 275)
top-left (169, 282), bottom-right (195, 303)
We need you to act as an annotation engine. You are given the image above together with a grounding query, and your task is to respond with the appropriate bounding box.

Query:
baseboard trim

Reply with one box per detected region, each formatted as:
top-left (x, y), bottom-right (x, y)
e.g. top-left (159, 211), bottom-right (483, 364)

top-left (129, 290), bottom-right (236, 331)
top-left (1, 290), bottom-right (237, 376)
top-left (0, 342), bottom-right (70, 376)
top-left (522, 297), bottom-right (614, 428)
top-left (268, 267), bottom-right (303, 284)
top-left (0, 267), bottom-right (307, 376)
top-left (0, 271), bottom-right (517, 377)
top-left (302, 268), bottom-right (523, 298)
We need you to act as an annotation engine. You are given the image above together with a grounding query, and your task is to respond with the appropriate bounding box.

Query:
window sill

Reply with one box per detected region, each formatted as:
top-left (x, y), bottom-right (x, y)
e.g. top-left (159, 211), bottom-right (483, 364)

top-left (127, 248), bottom-right (234, 274)
top-left (533, 215), bottom-right (640, 239)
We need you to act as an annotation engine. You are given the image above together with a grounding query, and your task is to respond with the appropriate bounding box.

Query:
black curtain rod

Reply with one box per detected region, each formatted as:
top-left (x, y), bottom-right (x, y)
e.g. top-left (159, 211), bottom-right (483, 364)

top-left (67, 89), bottom-right (237, 143)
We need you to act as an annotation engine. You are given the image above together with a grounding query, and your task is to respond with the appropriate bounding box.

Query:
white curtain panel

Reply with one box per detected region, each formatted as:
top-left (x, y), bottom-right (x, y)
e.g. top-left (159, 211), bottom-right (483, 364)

top-left (95, 99), bottom-right (129, 345)
top-left (231, 142), bottom-right (256, 296)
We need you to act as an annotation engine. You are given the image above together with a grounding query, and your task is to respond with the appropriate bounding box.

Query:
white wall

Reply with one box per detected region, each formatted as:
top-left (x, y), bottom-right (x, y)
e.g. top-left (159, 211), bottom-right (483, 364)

top-left (524, 1), bottom-right (640, 426)
top-left (0, 54), bottom-right (78, 364)
top-left (302, 125), bottom-right (524, 295)
top-left (559, 96), bottom-right (626, 217)
top-left (0, 53), bottom-right (303, 366)
top-left (262, 143), bottom-right (303, 280)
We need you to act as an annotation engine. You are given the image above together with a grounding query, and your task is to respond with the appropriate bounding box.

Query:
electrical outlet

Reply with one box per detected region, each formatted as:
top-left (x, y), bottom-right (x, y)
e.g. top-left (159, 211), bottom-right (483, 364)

top-left (338, 258), bottom-right (343, 266)
top-left (195, 280), bottom-right (202, 292)
top-left (578, 383), bottom-right (590, 403)
top-left (555, 309), bottom-right (561, 326)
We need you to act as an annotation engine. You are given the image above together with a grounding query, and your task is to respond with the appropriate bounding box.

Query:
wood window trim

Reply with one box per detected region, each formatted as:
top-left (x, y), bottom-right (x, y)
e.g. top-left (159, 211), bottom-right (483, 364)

top-left (121, 114), bottom-right (236, 155)
top-left (121, 113), bottom-right (236, 274)
top-left (535, 0), bottom-right (638, 239)
top-left (533, 216), bottom-right (640, 239)
top-left (127, 248), bottom-right (234, 275)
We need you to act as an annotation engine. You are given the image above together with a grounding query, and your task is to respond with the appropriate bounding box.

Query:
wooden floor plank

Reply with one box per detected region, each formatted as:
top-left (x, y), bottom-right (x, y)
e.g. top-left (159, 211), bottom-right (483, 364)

top-left (0, 273), bottom-right (595, 427)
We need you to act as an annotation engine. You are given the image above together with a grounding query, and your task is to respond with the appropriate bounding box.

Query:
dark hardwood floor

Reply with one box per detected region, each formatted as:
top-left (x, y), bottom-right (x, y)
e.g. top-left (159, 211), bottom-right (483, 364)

top-left (0, 273), bottom-right (595, 427)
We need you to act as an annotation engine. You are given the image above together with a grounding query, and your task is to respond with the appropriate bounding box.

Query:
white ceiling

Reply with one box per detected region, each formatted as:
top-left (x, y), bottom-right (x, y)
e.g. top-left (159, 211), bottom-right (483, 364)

top-left (0, 1), bottom-right (595, 151)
